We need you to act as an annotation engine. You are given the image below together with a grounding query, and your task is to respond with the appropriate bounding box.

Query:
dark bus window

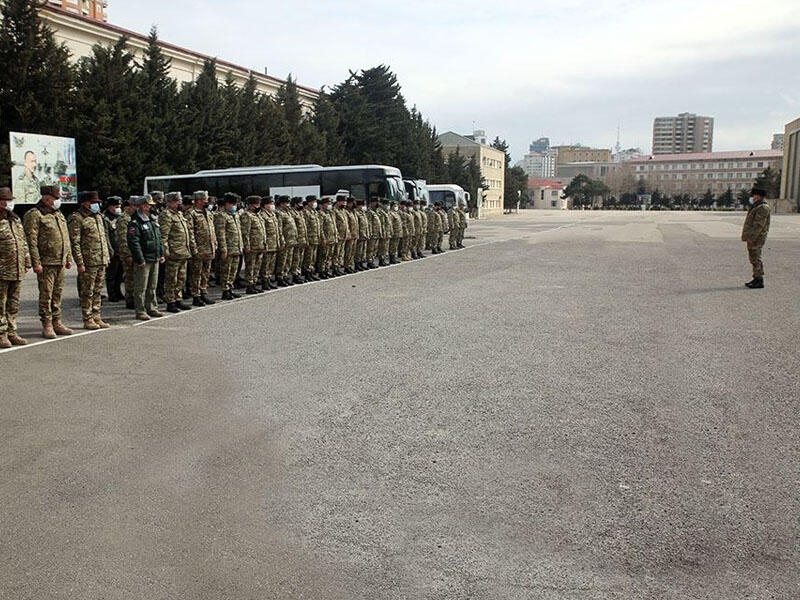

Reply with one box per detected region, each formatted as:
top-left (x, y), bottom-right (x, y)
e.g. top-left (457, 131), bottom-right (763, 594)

top-left (252, 173), bottom-right (285, 196)
top-left (284, 171), bottom-right (321, 188)
top-left (349, 184), bottom-right (366, 200)
top-left (321, 170), bottom-right (354, 195)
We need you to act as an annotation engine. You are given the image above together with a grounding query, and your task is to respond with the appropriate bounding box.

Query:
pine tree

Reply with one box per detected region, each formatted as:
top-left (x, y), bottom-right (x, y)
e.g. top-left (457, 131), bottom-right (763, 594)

top-left (180, 59), bottom-right (227, 171)
top-left (72, 37), bottom-right (144, 195)
top-left (311, 90), bottom-right (344, 165)
top-left (0, 0), bottom-right (74, 185)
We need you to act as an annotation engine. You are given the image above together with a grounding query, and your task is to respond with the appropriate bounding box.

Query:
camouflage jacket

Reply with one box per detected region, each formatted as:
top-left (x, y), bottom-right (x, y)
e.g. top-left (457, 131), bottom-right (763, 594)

top-left (303, 209), bottom-right (321, 245)
top-left (277, 208), bottom-right (297, 246)
top-left (419, 209), bottom-right (428, 233)
top-left (356, 209), bottom-right (370, 240)
top-left (68, 208), bottom-right (111, 268)
top-left (377, 208), bottom-right (392, 240)
top-left (0, 210), bottom-right (31, 280)
top-left (186, 207), bottom-right (217, 257)
top-left (102, 212), bottom-right (120, 256)
top-left (23, 202), bottom-right (72, 268)
top-left (159, 208), bottom-right (196, 260)
top-left (260, 210), bottom-right (284, 251)
top-left (346, 209), bottom-right (359, 241)
top-left (426, 209), bottom-right (440, 233)
top-left (458, 208), bottom-right (468, 229)
top-left (412, 209), bottom-right (424, 236)
top-left (401, 210), bottom-right (415, 237)
top-left (367, 208), bottom-right (383, 240)
top-left (318, 210), bottom-right (338, 245)
top-left (388, 210), bottom-right (403, 238)
top-left (214, 211), bottom-right (243, 256)
top-left (741, 200), bottom-right (770, 244)
top-left (239, 208), bottom-right (266, 253)
top-left (292, 208), bottom-right (308, 246)
top-left (333, 208), bottom-right (350, 241)
top-left (116, 212), bottom-right (132, 260)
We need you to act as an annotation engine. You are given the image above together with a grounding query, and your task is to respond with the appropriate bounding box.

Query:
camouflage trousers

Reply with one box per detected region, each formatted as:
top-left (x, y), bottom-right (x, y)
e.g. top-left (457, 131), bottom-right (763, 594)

top-left (244, 251), bottom-right (263, 285)
top-left (356, 239), bottom-right (367, 263)
top-left (292, 245), bottom-right (306, 275)
top-left (260, 251), bottom-right (277, 281)
top-left (0, 279), bottom-right (22, 334)
top-left (303, 245), bottom-right (318, 273)
top-left (416, 234), bottom-right (425, 254)
top-left (378, 237), bottom-right (390, 260)
top-left (133, 261), bottom-right (159, 315)
top-left (219, 254), bottom-right (241, 291)
top-left (78, 265), bottom-right (106, 320)
top-left (747, 242), bottom-right (764, 278)
top-left (37, 265), bottom-right (66, 323)
top-left (162, 258), bottom-right (188, 303)
top-left (335, 241), bottom-right (346, 268)
top-left (389, 238), bottom-right (400, 259)
top-left (122, 261), bottom-right (134, 301)
top-left (426, 232), bottom-right (437, 250)
top-left (401, 236), bottom-right (413, 258)
top-left (316, 244), bottom-right (330, 273)
top-left (367, 239), bottom-right (379, 262)
top-left (340, 239), bottom-right (352, 269)
top-left (438, 231), bottom-right (445, 249)
top-left (189, 256), bottom-right (212, 297)
top-left (276, 246), bottom-right (294, 278)
top-left (105, 255), bottom-right (124, 299)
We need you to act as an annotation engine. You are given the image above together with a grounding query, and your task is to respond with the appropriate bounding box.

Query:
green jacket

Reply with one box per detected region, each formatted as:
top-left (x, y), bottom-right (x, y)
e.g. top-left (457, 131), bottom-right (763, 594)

top-left (159, 208), bottom-right (196, 260)
top-left (127, 211), bottom-right (164, 264)
top-left (0, 210), bottom-right (31, 280)
top-left (214, 210), bottom-right (243, 256)
top-left (239, 208), bottom-right (266, 253)
top-left (23, 202), bottom-right (72, 268)
top-left (277, 208), bottom-right (297, 246)
top-left (260, 210), bottom-right (284, 251)
top-left (186, 207), bottom-right (217, 257)
top-left (303, 209), bottom-right (321, 245)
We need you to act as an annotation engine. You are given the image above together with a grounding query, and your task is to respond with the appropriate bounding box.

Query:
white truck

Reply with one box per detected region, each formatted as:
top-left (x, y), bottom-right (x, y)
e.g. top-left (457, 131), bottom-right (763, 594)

top-left (427, 184), bottom-right (470, 211)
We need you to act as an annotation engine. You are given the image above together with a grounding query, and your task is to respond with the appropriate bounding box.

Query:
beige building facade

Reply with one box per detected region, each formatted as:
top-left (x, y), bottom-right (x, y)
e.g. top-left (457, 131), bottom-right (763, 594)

top-left (437, 131), bottom-right (505, 217)
top-left (652, 113), bottom-right (714, 154)
top-left (554, 145), bottom-right (611, 165)
top-left (780, 117), bottom-right (800, 212)
top-left (39, 5), bottom-right (319, 110)
top-left (626, 149), bottom-right (783, 198)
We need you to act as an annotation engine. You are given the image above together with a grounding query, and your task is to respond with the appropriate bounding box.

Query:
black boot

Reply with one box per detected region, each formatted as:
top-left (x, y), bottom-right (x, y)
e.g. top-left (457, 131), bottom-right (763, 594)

top-left (745, 277), bottom-right (764, 288)
top-left (192, 296), bottom-right (205, 307)
top-left (166, 302), bottom-right (180, 313)
top-left (176, 300), bottom-right (192, 310)
top-left (201, 292), bottom-right (215, 305)
top-left (125, 298), bottom-right (135, 310)
top-left (269, 278), bottom-right (279, 289)
top-left (221, 290), bottom-right (233, 300)
top-left (245, 284), bottom-right (258, 295)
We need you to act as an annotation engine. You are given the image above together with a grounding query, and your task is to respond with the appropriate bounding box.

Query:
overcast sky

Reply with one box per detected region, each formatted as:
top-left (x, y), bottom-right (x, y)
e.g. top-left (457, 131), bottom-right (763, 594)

top-left (108, 0), bottom-right (800, 162)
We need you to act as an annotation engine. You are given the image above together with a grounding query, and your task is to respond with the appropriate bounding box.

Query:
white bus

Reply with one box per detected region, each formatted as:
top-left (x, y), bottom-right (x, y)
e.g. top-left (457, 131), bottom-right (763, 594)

top-left (403, 179), bottom-right (430, 205)
top-left (144, 164), bottom-right (407, 202)
top-left (427, 184), bottom-right (470, 211)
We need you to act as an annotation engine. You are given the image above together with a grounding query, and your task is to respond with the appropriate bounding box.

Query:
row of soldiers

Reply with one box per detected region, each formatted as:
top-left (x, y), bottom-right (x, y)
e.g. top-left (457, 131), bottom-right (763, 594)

top-left (0, 185), bottom-right (469, 346)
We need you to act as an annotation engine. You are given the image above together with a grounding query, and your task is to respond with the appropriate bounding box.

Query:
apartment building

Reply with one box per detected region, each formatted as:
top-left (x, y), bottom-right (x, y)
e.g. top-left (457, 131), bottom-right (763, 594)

top-left (652, 113), bottom-right (714, 154)
top-left (780, 118), bottom-right (800, 211)
top-left (553, 145), bottom-right (612, 165)
top-left (437, 131), bottom-right (506, 216)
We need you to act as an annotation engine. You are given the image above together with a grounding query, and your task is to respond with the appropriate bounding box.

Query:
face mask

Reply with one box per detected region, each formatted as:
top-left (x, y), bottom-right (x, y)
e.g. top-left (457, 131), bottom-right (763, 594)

top-left (326, 204), bottom-right (333, 211)
top-left (311, 202), bottom-right (318, 210)
top-left (748, 197), bottom-right (754, 205)
top-left (2, 201), bottom-right (14, 211)
top-left (230, 206), bottom-right (237, 214)
top-left (114, 207), bottom-right (122, 216)
top-left (53, 199), bottom-right (62, 210)
top-left (392, 206), bottom-right (398, 212)
top-left (90, 202), bottom-right (100, 213)
top-left (360, 206), bottom-right (366, 212)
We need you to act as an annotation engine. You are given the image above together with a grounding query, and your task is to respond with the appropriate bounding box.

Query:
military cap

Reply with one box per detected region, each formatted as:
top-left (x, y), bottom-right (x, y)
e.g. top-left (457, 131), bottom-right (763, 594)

top-left (78, 190), bottom-right (99, 203)
top-left (262, 196), bottom-right (275, 205)
top-left (355, 199), bottom-right (365, 206)
top-left (40, 184), bottom-right (60, 197)
top-left (379, 197), bottom-right (389, 204)
top-left (222, 192), bottom-right (240, 205)
top-left (319, 196), bottom-right (332, 204)
top-left (276, 195), bottom-right (290, 205)
top-left (305, 195), bottom-right (318, 202)
top-left (105, 195), bottom-right (122, 207)
top-left (182, 196), bottom-right (193, 207)
top-left (165, 191), bottom-right (182, 203)
top-left (245, 195), bottom-right (262, 205)
top-left (290, 196), bottom-right (303, 206)
top-left (130, 195), bottom-right (145, 206)
top-left (121, 197), bottom-right (131, 208)
top-left (750, 186), bottom-right (767, 197)
top-left (390, 200), bottom-right (398, 206)
top-left (193, 190), bottom-right (209, 200)
top-left (0, 187), bottom-right (14, 201)
top-left (150, 191), bottom-right (164, 202)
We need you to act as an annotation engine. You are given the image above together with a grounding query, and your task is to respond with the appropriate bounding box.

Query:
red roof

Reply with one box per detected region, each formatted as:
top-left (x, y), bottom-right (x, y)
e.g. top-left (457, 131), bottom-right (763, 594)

top-left (528, 178), bottom-right (566, 188)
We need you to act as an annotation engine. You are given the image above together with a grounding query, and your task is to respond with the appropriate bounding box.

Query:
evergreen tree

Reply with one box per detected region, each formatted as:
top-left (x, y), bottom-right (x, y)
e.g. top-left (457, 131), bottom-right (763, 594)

top-left (180, 59), bottom-right (227, 171)
top-left (753, 166), bottom-right (781, 198)
top-left (137, 27), bottom-right (179, 178)
top-left (312, 90), bottom-right (345, 165)
top-left (0, 0), bottom-right (74, 185)
top-left (72, 37), bottom-right (143, 195)
top-left (253, 94), bottom-right (291, 167)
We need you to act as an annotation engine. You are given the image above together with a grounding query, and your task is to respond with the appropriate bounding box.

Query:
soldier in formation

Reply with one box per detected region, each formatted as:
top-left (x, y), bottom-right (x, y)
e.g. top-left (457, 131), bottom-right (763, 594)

top-left (741, 186), bottom-right (771, 289)
top-left (0, 187), bottom-right (30, 347)
top-left (159, 192), bottom-right (196, 312)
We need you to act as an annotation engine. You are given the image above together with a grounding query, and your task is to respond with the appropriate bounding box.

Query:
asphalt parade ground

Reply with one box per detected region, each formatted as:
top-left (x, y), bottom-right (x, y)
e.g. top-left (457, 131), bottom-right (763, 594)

top-left (2, 211), bottom-right (798, 599)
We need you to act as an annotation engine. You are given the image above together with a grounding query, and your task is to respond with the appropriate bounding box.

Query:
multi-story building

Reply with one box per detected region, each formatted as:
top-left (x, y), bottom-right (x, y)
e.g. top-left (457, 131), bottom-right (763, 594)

top-left (780, 118), bottom-right (800, 211)
top-left (652, 113), bottom-right (714, 154)
top-left (516, 150), bottom-right (556, 179)
top-left (39, 4), bottom-right (319, 110)
top-left (528, 179), bottom-right (568, 210)
top-left (553, 145), bottom-right (612, 166)
top-left (627, 149), bottom-right (783, 197)
top-left (437, 131), bottom-right (506, 216)
top-left (47, 0), bottom-right (107, 22)
top-left (772, 133), bottom-right (785, 150)
top-left (529, 137), bottom-right (550, 153)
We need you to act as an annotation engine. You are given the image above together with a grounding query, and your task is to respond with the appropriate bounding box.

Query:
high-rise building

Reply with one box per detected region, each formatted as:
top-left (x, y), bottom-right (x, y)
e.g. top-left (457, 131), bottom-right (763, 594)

top-left (47, 0), bottom-right (107, 22)
top-left (553, 145), bottom-right (612, 165)
top-left (652, 113), bottom-right (714, 154)
top-left (516, 150), bottom-right (557, 178)
top-left (772, 133), bottom-right (784, 150)
top-left (529, 137), bottom-right (550, 153)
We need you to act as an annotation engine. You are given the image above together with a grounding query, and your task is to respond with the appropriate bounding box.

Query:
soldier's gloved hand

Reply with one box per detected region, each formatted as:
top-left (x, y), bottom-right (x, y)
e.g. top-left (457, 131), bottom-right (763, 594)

top-left (65, 261), bottom-right (72, 269)
top-left (77, 265), bottom-right (86, 273)
top-left (159, 257), bottom-right (165, 264)
top-left (33, 265), bottom-right (43, 274)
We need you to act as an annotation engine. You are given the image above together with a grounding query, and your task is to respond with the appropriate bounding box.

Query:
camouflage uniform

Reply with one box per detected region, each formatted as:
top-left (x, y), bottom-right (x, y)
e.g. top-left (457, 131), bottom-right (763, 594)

top-left (23, 199), bottom-right (73, 328)
top-left (366, 204), bottom-right (383, 267)
top-left (415, 207), bottom-right (427, 256)
top-left (116, 209), bottom-right (135, 305)
top-left (344, 208), bottom-right (359, 271)
top-left (260, 204), bottom-right (283, 288)
top-left (388, 205), bottom-right (403, 263)
top-left (377, 203), bottom-right (392, 265)
top-left (316, 204), bottom-right (338, 276)
top-left (400, 205), bottom-right (415, 260)
top-left (17, 172), bottom-right (40, 205)
top-left (102, 204), bottom-right (124, 301)
top-left (0, 207), bottom-right (31, 343)
top-left (426, 206), bottom-right (439, 251)
top-left (159, 206), bottom-right (197, 305)
top-left (333, 206), bottom-right (350, 273)
top-left (214, 208), bottom-right (244, 295)
top-left (741, 197), bottom-right (771, 280)
top-left (239, 203), bottom-right (266, 291)
top-left (291, 203), bottom-right (308, 281)
top-left (186, 205), bottom-right (217, 301)
top-left (69, 205), bottom-right (112, 325)
top-left (302, 204), bottom-right (321, 278)
top-left (355, 205), bottom-right (371, 268)
top-left (276, 203), bottom-right (297, 284)
top-left (456, 205), bottom-right (468, 247)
